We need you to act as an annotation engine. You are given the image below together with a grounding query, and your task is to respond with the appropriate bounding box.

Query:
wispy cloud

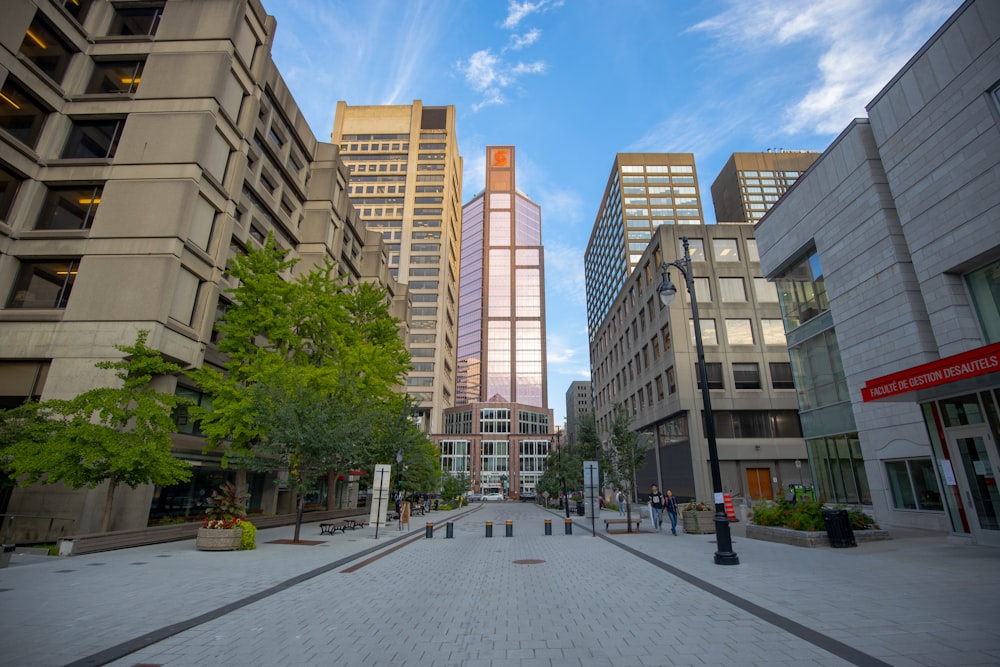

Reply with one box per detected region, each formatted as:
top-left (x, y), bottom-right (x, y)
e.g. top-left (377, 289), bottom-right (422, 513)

top-left (688, 0), bottom-right (961, 135)
top-left (502, 0), bottom-right (564, 29)
top-left (457, 0), bottom-right (558, 110)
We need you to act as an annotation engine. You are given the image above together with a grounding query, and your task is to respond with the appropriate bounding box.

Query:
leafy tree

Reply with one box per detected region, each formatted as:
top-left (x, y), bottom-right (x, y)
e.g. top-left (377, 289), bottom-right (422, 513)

top-left (607, 403), bottom-right (648, 531)
top-left (440, 472), bottom-right (469, 506)
top-left (189, 233), bottom-right (413, 537)
top-left (4, 331), bottom-right (191, 532)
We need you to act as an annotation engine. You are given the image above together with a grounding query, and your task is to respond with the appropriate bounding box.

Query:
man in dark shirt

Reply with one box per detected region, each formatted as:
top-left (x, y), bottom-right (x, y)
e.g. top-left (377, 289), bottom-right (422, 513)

top-left (647, 484), bottom-right (664, 530)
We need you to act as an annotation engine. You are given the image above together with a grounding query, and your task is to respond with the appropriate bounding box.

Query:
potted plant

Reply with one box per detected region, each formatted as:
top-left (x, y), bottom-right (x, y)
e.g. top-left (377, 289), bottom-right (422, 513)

top-left (681, 500), bottom-right (716, 534)
top-left (196, 482), bottom-right (250, 551)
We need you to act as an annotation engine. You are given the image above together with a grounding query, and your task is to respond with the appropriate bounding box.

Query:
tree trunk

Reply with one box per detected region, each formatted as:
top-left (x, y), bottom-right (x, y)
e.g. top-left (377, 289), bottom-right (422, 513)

top-left (292, 492), bottom-right (304, 543)
top-left (100, 475), bottom-right (118, 533)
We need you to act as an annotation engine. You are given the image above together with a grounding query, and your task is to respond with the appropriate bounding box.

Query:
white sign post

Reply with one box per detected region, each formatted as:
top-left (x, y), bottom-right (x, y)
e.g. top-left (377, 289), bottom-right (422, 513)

top-left (369, 464), bottom-right (392, 538)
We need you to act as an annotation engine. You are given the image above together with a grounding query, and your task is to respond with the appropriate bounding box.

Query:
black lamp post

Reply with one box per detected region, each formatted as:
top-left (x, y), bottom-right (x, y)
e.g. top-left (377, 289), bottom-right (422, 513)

top-left (658, 236), bottom-right (739, 566)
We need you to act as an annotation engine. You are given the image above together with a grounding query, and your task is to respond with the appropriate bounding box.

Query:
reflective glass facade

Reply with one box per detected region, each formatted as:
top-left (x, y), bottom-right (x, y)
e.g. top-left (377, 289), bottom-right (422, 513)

top-left (457, 146), bottom-right (547, 408)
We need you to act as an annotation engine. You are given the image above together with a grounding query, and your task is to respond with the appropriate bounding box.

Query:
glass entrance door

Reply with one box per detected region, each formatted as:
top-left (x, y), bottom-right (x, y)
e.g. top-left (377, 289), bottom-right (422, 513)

top-left (950, 426), bottom-right (1000, 546)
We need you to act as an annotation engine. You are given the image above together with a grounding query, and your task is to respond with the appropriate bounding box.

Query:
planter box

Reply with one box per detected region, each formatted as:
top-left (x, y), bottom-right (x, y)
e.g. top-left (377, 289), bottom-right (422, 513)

top-left (746, 523), bottom-right (892, 548)
top-left (682, 510), bottom-right (716, 534)
top-left (196, 527), bottom-right (243, 551)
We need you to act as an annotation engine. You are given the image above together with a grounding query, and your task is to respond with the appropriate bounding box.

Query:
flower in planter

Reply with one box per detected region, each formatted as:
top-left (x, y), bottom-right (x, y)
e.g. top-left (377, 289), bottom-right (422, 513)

top-left (682, 500), bottom-right (714, 512)
top-left (200, 482), bottom-right (248, 529)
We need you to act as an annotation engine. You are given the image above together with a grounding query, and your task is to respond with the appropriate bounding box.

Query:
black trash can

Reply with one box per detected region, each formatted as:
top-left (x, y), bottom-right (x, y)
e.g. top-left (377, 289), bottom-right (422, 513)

top-left (576, 501), bottom-right (585, 516)
top-left (822, 509), bottom-right (857, 548)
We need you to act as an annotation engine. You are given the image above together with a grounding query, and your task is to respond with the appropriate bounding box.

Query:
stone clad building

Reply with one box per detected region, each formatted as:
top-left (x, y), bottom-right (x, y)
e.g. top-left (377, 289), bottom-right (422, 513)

top-left (0, 0), bottom-right (402, 539)
top-left (756, 0), bottom-right (1000, 543)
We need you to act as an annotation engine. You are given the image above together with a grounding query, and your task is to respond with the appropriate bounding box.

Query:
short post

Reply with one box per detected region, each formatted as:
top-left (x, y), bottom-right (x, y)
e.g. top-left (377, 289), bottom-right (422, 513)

top-left (425, 522), bottom-right (433, 539)
top-left (564, 518), bottom-right (573, 535)
top-left (445, 522), bottom-right (454, 539)
top-left (544, 519), bottom-right (552, 535)
top-left (505, 520), bottom-right (513, 537)
top-left (485, 521), bottom-right (493, 538)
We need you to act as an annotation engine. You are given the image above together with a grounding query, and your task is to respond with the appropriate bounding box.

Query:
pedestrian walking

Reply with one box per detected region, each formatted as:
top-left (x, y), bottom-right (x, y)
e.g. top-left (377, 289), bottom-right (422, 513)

top-left (647, 484), bottom-right (665, 531)
top-left (615, 489), bottom-right (626, 516)
top-left (665, 489), bottom-right (679, 535)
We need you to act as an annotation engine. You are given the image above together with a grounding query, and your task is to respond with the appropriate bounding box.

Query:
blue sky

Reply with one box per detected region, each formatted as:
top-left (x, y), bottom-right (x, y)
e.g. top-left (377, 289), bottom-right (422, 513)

top-left (262, 0), bottom-right (962, 426)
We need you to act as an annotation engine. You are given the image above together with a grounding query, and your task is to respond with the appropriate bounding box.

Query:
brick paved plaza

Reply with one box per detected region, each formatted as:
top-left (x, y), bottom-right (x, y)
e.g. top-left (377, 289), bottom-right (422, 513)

top-left (1, 502), bottom-right (998, 667)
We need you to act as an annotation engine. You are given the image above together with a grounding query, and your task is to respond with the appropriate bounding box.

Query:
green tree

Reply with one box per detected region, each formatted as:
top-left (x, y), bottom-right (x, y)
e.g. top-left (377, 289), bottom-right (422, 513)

top-left (440, 472), bottom-right (469, 506)
top-left (4, 331), bottom-right (191, 532)
top-left (607, 403), bottom-right (648, 530)
top-left (189, 233), bottom-right (413, 535)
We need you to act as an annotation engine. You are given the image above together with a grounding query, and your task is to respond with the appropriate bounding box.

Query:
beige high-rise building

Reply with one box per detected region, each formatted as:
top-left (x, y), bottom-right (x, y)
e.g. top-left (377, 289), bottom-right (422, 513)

top-left (710, 151), bottom-right (820, 224)
top-left (332, 102), bottom-right (463, 433)
top-left (0, 0), bottom-right (401, 538)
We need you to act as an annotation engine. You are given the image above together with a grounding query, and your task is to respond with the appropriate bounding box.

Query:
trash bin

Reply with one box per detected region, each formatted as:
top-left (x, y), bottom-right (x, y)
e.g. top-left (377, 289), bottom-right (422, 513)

top-left (576, 501), bottom-right (585, 516)
top-left (822, 509), bottom-right (857, 548)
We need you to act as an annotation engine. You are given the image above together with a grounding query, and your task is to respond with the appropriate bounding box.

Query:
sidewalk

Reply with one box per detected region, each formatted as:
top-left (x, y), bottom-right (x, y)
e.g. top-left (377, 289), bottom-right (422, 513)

top-left (1, 504), bottom-right (997, 666)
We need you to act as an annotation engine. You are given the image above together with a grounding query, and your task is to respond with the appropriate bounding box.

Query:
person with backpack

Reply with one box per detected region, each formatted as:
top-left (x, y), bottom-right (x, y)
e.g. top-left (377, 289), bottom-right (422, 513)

top-left (615, 489), bottom-right (626, 516)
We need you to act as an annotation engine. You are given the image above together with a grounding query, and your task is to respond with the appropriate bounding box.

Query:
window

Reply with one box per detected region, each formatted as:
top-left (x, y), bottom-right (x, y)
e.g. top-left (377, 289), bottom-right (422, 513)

top-left (690, 318), bottom-right (717, 345)
top-left (746, 239), bottom-right (760, 262)
top-left (20, 14), bottom-right (76, 84)
top-left (0, 78), bottom-right (48, 148)
top-left (696, 362), bottom-right (724, 390)
top-left (774, 249), bottom-right (828, 329)
top-left (61, 118), bottom-right (125, 159)
top-left (733, 363), bottom-right (761, 389)
top-left (0, 361), bottom-right (51, 409)
top-left (966, 260), bottom-right (1000, 343)
top-left (86, 60), bottom-right (144, 94)
top-left (712, 238), bottom-right (739, 261)
top-left (761, 319), bottom-right (787, 345)
top-left (725, 319), bottom-right (754, 345)
top-left (0, 164), bottom-right (23, 222)
top-left (108, 4), bottom-right (165, 36)
top-left (692, 277), bottom-right (711, 302)
top-left (172, 386), bottom-right (210, 436)
top-left (35, 184), bottom-right (102, 230)
top-left (886, 459), bottom-right (943, 511)
top-left (719, 278), bottom-right (746, 302)
top-left (753, 277), bottom-right (779, 302)
top-left (769, 362), bottom-right (795, 389)
top-left (7, 259), bottom-right (79, 309)
top-left (684, 238), bottom-right (705, 262)
top-left (57, 0), bottom-right (96, 23)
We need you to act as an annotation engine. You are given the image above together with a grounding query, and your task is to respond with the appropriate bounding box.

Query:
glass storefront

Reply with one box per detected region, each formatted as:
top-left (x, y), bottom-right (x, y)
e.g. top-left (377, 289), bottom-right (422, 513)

top-left (147, 464), bottom-right (266, 524)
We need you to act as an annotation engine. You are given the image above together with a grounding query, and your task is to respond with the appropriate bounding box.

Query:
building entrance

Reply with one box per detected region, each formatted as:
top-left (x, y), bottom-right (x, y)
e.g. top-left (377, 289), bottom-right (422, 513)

top-left (949, 425), bottom-right (1000, 547)
top-left (746, 467), bottom-right (773, 501)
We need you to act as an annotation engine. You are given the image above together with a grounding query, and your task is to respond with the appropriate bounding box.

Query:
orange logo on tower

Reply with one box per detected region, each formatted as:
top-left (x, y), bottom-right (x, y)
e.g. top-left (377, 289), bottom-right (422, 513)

top-left (492, 149), bottom-right (509, 167)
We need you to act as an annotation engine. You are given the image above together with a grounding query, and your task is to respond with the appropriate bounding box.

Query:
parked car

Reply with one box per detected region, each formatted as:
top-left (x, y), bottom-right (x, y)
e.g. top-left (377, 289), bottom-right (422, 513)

top-left (466, 492), bottom-right (484, 502)
top-left (483, 493), bottom-right (504, 501)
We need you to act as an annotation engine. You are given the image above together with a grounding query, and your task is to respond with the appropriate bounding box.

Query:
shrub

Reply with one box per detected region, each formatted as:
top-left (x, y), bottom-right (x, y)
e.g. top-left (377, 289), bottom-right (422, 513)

top-left (239, 520), bottom-right (257, 550)
top-left (750, 498), bottom-right (824, 531)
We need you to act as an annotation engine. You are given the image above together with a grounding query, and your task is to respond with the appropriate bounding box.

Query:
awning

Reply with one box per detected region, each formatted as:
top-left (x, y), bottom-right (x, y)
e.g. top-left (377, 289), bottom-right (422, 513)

top-left (861, 341), bottom-right (1000, 402)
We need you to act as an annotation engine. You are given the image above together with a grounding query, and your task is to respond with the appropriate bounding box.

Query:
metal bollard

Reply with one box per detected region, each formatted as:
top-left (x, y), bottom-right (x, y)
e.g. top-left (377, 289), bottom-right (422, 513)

top-left (446, 522), bottom-right (454, 538)
top-left (505, 520), bottom-right (513, 537)
top-left (544, 519), bottom-right (552, 535)
top-left (425, 522), bottom-right (433, 538)
top-left (564, 518), bottom-right (573, 535)
top-left (485, 521), bottom-right (493, 538)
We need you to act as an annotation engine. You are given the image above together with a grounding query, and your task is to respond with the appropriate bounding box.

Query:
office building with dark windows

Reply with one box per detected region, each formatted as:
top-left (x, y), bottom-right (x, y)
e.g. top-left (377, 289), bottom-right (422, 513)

top-left (331, 102), bottom-right (463, 434)
top-left (588, 223), bottom-right (807, 503)
top-left (710, 151), bottom-right (820, 224)
top-left (0, 0), bottom-right (401, 540)
top-left (584, 153), bottom-right (704, 344)
top-left (757, 0), bottom-right (1000, 544)
top-left (432, 146), bottom-right (553, 498)
top-left (565, 380), bottom-right (592, 446)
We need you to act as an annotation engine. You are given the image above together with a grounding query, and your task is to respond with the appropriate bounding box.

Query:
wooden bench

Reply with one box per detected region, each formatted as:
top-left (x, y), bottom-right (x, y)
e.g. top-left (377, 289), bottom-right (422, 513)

top-left (319, 521), bottom-right (350, 535)
top-left (345, 519), bottom-right (365, 530)
top-left (603, 517), bottom-right (642, 532)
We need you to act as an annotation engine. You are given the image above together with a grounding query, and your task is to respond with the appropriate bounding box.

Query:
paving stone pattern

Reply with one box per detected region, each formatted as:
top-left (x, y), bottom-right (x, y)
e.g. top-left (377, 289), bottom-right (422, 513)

top-left (1, 503), bottom-right (997, 666)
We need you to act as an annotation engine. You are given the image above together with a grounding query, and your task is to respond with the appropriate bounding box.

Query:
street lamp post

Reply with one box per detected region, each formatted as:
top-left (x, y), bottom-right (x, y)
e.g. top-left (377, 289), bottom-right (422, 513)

top-left (658, 236), bottom-right (739, 566)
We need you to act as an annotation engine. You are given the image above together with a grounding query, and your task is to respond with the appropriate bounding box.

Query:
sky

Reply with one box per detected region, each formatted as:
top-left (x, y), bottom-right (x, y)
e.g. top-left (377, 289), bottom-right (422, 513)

top-left (260, 0), bottom-right (963, 426)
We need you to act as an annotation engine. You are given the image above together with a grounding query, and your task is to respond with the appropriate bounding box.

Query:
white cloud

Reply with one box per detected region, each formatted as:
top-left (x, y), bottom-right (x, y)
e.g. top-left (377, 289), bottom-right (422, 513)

top-left (506, 28), bottom-right (541, 51)
top-left (502, 0), bottom-right (564, 29)
top-left (458, 49), bottom-right (546, 111)
top-left (689, 0), bottom-right (961, 136)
